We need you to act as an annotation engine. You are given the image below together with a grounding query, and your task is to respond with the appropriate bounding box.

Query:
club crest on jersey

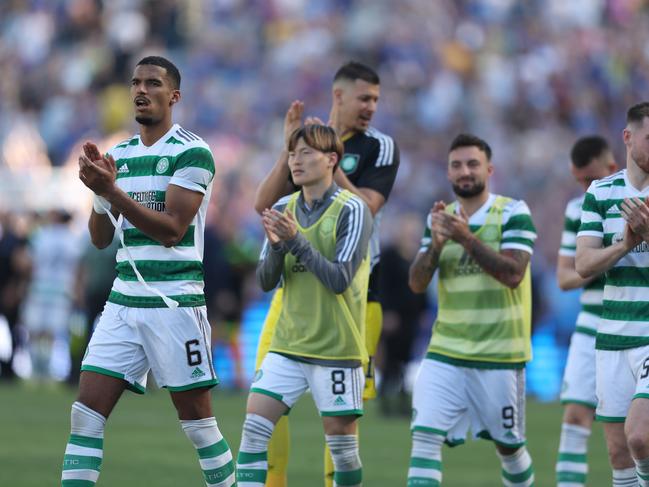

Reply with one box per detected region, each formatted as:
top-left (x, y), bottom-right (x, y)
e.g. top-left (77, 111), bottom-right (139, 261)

top-left (340, 154), bottom-right (360, 174)
top-left (156, 157), bottom-right (170, 174)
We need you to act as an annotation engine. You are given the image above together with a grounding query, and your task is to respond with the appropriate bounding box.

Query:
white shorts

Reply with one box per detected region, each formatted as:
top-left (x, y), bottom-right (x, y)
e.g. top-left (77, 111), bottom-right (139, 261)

top-left (251, 352), bottom-right (364, 417)
top-left (81, 302), bottom-right (218, 393)
top-left (411, 358), bottom-right (526, 448)
top-left (596, 346), bottom-right (649, 422)
top-left (560, 331), bottom-right (597, 408)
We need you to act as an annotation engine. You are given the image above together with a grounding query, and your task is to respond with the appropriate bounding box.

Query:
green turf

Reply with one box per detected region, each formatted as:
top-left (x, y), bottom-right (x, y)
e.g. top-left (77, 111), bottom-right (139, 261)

top-left (1, 382), bottom-right (611, 486)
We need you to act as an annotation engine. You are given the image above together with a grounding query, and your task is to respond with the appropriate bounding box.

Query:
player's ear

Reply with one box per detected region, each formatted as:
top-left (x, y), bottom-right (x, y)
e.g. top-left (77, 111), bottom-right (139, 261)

top-left (328, 152), bottom-right (338, 170)
top-left (170, 90), bottom-right (181, 106)
top-left (332, 86), bottom-right (344, 106)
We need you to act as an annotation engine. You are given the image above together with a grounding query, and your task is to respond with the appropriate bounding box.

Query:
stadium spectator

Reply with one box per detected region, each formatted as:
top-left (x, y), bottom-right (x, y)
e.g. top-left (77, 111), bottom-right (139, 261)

top-left (0, 211), bottom-right (30, 380)
top-left (21, 209), bottom-right (81, 382)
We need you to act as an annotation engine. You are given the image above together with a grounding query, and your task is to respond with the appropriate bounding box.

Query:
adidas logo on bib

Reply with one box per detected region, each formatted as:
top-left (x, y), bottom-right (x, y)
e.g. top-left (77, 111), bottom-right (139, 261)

top-left (117, 163), bottom-right (129, 174)
top-left (191, 367), bottom-right (206, 379)
top-left (333, 396), bottom-right (346, 406)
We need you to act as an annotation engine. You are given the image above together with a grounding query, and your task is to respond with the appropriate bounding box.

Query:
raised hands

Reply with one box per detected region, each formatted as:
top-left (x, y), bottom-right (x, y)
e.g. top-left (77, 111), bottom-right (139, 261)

top-left (428, 201), bottom-right (449, 251)
top-left (431, 203), bottom-right (472, 247)
top-left (262, 208), bottom-right (297, 244)
top-left (284, 101), bottom-right (304, 148)
top-left (78, 141), bottom-right (117, 197)
top-left (621, 197), bottom-right (649, 248)
top-left (283, 100), bottom-right (332, 148)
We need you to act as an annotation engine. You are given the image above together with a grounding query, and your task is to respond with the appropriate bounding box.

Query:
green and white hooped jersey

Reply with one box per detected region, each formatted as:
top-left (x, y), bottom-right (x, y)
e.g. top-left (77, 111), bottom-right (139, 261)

top-left (579, 169), bottom-right (649, 350)
top-left (106, 124), bottom-right (214, 308)
top-left (559, 195), bottom-right (604, 336)
top-left (419, 194), bottom-right (536, 368)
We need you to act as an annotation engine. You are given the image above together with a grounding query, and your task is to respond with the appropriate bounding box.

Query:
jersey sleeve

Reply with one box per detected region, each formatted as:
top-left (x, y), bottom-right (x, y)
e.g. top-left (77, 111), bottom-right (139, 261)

top-left (418, 213), bottom-right (432, 253)
top-left (353, 140), bottom-right (400, 201)
top-left (558, 202), bottom-right (581, 257)
top-left (577, 185), bottom-right (603, 238)
top-left (169, 147), bottom-right (215, 194)
top-left (501, 200), bottom-right (537, 254)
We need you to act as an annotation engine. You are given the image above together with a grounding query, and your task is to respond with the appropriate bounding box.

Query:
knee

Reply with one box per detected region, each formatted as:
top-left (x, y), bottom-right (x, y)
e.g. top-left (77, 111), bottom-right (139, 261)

top-left (323, 417), bottom-right (357, 436)
top-left (608, 443), bottom-right (632, 468)
top-left (626, 430), bottom-right (649, 457)
top-left (171, 389), bottom-right (212, 420)
top-left (325, 423), bottom-right (355, 436)
top-left (496, 444), bottom-right (521, 457)
top-left (563, 406), bottom-right (594, 428)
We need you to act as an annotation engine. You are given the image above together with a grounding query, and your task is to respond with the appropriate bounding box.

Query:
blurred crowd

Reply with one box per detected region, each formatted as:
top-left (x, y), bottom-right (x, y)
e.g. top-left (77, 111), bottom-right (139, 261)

top-left (1, 0), bottom-right (643, 397)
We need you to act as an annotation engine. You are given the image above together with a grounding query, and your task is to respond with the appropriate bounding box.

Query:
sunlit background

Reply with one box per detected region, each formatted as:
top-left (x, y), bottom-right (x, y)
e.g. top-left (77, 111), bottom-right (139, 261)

top-left (2, 0), bottom-right (647, 398)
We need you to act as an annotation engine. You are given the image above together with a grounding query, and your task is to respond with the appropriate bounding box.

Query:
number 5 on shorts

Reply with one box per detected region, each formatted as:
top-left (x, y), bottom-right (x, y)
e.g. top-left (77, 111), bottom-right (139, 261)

top-left (185, 339), bottom-right (202, 366)
top-left (641, 358), bottom-right (649, 379)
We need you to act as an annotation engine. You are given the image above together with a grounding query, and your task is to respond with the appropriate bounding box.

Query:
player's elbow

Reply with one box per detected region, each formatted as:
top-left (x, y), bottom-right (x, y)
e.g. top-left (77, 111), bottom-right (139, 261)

top-left (408, 276), bottom-right (427, 294)
top-left (91, 236), bottom-right (112, 250)
top-left (574, 257), bottom-right (592, 279)
top-left (329, 274), bottom-right (351, 294)
top-left (161, 236), bottom-right (179, 248)
top-left (408, 267), bottom-right (428, 294)
top-left (160, 230), bottom-right (184, 248)
top-left (503, 273), bottom-right (525, 290)
top-left (253, 189), bottom-right (273, 216)
top-left (556, 272), bottom-right (576, 291)
top-left (332, 282), bottom-right (349, 294)
top-left (253, 199), bottom-right (265, 216)
top-left (256, 269), bottom-right (278, 293)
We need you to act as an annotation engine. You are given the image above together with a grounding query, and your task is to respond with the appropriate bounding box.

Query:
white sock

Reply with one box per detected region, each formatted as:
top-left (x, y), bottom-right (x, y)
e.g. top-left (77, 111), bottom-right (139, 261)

top-left (326, 434), bottom-right (362, 487)
top-left (407, 429), bottom-right (444, 485)
top-left (61, 401), bottom-right (106, 486)
top-left (635, 457), bottom-right (649, 486)
top-left (557, 423), bottom-right (590, 486)
top-left (497, 447), bottom-right (534, 487)
top-left (181, 417), bottom-right (235, 487)
top-left (236, 413), bottom-right (275, 487)
top-left (612, 467), bottom-right (637, 486)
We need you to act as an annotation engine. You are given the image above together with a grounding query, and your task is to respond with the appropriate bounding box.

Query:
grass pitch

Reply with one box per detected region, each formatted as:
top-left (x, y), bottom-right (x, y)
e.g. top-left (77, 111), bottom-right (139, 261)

top-left (2, 382), bottom-right (610, 486)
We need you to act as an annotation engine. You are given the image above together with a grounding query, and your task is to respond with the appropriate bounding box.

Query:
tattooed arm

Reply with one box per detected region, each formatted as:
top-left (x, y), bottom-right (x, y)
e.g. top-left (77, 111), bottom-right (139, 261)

top-left (462, 236), bottom-right (530, 289)
top-left (409, 246), bottom-right (441, 293)
top-left (409, 202), bottom-right (448, 293)
top-left (435, 209), bottom-right (530, 289)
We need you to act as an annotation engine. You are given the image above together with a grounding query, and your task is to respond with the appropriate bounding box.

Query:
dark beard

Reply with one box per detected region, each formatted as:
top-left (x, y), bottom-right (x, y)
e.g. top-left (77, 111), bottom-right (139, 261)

top-left (135, 115), bottom-right (155, 126)
top-left (452, 180), bottom-right (485, 198)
